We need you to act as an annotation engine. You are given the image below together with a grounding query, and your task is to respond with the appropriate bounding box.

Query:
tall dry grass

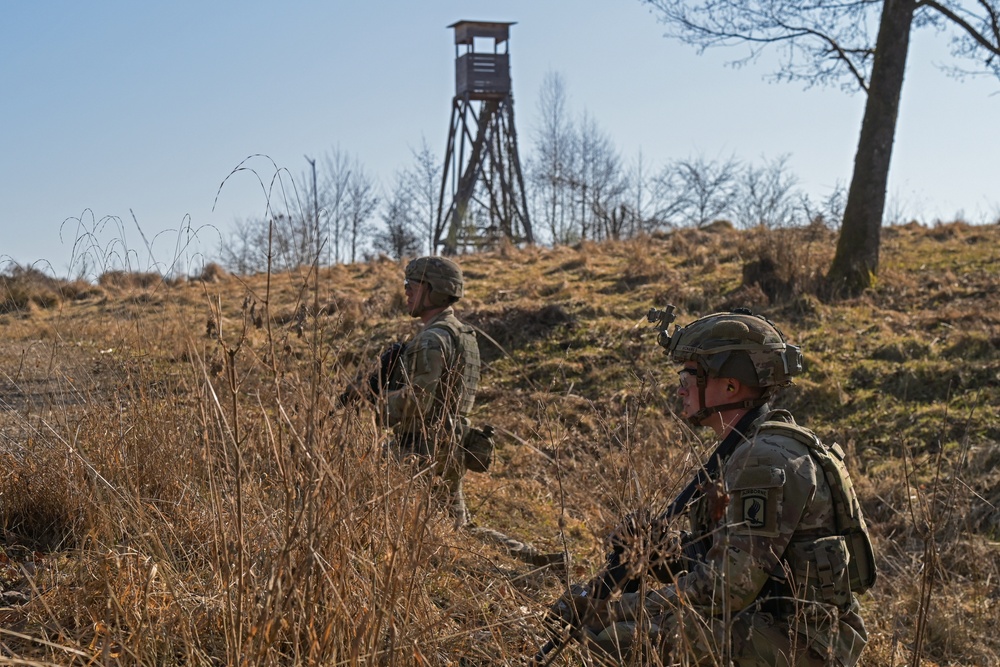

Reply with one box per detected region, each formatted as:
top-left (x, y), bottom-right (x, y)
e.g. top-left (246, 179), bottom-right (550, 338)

top-left (0, 277), bottom-right (652, 665)
top-left (2, 222), bottom-right (999, 665)
top-left (0, 285), bottom-right (551, 665)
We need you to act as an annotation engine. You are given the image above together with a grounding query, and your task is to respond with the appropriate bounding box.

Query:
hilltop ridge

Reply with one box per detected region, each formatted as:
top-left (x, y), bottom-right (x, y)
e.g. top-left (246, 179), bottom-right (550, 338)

top-left (1, 221), bottom-right (998, 665)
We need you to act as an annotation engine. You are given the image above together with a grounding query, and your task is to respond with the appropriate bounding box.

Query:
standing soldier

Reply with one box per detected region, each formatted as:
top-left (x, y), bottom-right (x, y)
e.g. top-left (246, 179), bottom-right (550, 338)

top-left (383, 256), bottom-right (481, 527)
top-left (547, 307), bottom-right (875, 666)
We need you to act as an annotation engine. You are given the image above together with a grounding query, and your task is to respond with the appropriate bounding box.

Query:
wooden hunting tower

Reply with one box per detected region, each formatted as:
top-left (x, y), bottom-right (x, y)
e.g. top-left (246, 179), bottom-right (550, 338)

top-left (436, 20), bottom-right (533, 253)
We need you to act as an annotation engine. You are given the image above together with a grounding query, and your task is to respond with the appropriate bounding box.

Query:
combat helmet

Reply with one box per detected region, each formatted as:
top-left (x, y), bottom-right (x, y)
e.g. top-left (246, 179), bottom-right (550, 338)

top-left (648, 305), bottom-right (802, 422)
top-left (405, 256), bottom-right (464, 307)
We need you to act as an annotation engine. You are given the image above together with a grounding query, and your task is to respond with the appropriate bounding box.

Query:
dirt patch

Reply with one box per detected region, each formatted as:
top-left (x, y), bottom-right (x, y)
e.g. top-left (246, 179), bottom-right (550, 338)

top-left (466, 304), bottom-right (576, 362)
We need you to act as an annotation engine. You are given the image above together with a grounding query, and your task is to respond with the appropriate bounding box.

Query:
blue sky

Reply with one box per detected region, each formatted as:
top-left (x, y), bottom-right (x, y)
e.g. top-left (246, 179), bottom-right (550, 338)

top-left (3, 1), bottom-right (998, 277)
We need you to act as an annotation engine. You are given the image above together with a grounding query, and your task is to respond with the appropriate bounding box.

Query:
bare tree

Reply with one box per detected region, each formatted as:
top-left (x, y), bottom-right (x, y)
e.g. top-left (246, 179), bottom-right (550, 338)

top-left (734, 154), bottom-right (801, 229)
top-left (647, 163), bottom-right (689, 231)
top-left (276, 212), bottom-right (317, 269)
top-left (373, 172), bottom-right (422, 259)
top-left (344, 162), bottom-right (379, 264)
top-left (529, 71), bottom-right (577, 245)
top-left (655, 154), bottom-right (741, 228)
top-left (571, 112), bottom-right (627, 241)
top-left (219, 217), bottom-right (266, 275)
top-left (219, 213), bottom-right (314, 274)
top-left (217, 149), bottom-right (374, 272)
top-left (321, 148), bottom-right (352, 265)
top-left (640, 0), bottom-right (1000, 295)
top-left (593, 202), bottom-right (633, 241)
top-left (624, 149), bottom-right (657, 235)
top-left (801, 181), bottom-right (850, 229)
top-left (406, 138), bottom-right (441, 256)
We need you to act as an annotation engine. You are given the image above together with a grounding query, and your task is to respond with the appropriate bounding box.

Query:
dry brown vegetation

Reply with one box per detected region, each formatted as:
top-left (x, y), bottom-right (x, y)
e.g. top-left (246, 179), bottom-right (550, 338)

top-left (1, 222), bottom-right (998, 666)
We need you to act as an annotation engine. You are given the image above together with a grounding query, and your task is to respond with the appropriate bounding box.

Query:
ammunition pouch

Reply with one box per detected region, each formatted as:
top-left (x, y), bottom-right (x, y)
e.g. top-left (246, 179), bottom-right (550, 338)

top-left (462, 424), bottom-right (495, 473)
top-left (780, 535), bottom-right (853, 609)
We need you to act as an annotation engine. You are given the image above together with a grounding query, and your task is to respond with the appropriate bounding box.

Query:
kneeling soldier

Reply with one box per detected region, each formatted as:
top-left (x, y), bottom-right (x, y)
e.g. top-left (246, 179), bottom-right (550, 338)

top-left (550, 307), bottom-right (875, 666)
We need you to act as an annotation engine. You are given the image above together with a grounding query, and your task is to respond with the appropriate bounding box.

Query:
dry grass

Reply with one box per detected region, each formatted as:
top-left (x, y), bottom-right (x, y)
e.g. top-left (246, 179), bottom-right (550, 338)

top-left (2, 222), bottom-right (999, 665)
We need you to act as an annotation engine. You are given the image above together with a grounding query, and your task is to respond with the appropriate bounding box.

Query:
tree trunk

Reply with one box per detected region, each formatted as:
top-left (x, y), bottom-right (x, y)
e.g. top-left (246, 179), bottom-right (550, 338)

top-left (826, 0), bottom-right (916, 296)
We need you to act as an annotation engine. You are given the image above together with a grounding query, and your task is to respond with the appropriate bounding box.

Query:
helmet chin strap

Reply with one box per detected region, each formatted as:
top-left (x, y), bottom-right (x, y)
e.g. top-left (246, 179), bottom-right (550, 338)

top-left (412, 286), bottom-right (441, 318)
top-left (686, 398), bottom-right (769, 427)
top-left (686, 369), bottom-right (769, 427)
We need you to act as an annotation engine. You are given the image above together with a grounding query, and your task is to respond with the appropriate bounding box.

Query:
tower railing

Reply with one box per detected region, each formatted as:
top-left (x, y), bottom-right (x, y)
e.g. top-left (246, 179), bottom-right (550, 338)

top-left (456, 53), bottom-right (510, 97)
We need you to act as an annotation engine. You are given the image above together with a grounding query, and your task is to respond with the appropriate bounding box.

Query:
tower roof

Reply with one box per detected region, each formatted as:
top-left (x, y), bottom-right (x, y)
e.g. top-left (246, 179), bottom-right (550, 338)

top-left (447, 20), bottom-right (516, 45)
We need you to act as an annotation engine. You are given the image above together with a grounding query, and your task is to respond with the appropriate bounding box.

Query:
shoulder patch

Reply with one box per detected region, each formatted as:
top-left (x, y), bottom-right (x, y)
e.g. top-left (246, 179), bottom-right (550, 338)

top-left (728, 464), bottom-right (785, 537)
top-left (742, 494), bottom-right (768, 530)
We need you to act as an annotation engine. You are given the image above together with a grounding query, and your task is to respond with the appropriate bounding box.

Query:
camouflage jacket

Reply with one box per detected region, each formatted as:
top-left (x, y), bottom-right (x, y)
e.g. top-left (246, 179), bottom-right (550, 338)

top-left (384, 308), bottom-right (480, 453)
top-left (619, 411), bottom-right (869, 665)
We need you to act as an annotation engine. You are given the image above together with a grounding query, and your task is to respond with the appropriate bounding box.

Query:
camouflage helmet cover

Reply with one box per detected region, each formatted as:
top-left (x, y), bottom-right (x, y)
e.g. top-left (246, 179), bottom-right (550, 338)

top-left (405, 256), bottom-right (464, 301)
top-left (657, 308), bottom-right (803, 389)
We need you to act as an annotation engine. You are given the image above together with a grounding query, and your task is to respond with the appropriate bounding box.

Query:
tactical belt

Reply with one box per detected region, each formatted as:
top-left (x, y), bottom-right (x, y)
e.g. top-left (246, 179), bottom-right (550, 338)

top-left (757, 576), bottom-right (852, 617)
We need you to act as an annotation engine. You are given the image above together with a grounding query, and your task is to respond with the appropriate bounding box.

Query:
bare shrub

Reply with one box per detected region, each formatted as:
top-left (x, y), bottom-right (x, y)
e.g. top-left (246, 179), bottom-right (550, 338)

top-left (1, 308), bottom-right (522, 663)
top-left (98, 270), bottom-right (163, 290)
top-left (739, 222), bottom-right (835, 303)
top-left (194, 261), bottom-right (228, 283)
top-left (466, 304), bottom-right (575, 363)
top-left (618, 235), bottom-right (682, 288)
top-left (1, 266), bottom-right (63, 312)
top-left (0, 446), bottom-right (84, 549)
top-left (717, 282), bottom-right (771, 313)
top-left (0, 266), bottom-right (102, 313)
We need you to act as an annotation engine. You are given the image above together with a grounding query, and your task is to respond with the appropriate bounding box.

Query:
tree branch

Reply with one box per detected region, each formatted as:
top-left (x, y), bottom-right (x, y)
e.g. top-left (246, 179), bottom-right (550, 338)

top-left (776, 21), bottom-right (872, 91)
top-left (919, 0), bottom-right (1000, 56)
top-left (977, 0), bottom-right (1000, 47)
top-left (650, 1), bottom-right (875, 90)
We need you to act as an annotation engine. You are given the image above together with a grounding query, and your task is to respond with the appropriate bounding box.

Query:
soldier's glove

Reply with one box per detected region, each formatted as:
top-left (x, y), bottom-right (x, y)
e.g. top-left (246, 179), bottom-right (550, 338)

top-left (650, 529), bottom-right (711, 583)
top-left (545, 584), bottom-right (587, 633)
top-left (608, 511), bottom-right (702, 584)
top-left (370, 342), bottom-right (406, 396)
top-left (601, 510), bottom-right (672, 591)
top-left (337, 342), bottom-right (406, 409)
top-left (337, 382), bottom-right (366, 408)
top-left (546, 585), bottom-right (613, 634)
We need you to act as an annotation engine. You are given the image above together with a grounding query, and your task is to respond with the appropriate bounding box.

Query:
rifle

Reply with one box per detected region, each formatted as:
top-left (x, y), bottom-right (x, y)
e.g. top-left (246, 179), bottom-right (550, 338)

top-left (532, 406), bottom-right (767, 665)
top-left (532, 511), bottom-right (702, 666)
top-left (338, 342), bottom-right (406, 406)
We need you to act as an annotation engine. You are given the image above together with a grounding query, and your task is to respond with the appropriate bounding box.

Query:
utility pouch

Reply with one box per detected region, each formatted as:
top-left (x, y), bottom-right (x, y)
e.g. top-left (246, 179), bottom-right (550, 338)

top-left (462, 424), bottom-right (495, 473)
top-left (783, 535), bottom-right (852, 608)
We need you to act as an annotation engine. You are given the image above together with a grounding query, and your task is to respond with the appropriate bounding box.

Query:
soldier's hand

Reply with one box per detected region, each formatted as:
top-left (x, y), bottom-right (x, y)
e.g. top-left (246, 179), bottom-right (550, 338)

top-left (546, 585), bottom-right (586, 630)
top-left (547, 585), bottom-right (613, 632)
top-left (337, 382), bottom-right (365, 407)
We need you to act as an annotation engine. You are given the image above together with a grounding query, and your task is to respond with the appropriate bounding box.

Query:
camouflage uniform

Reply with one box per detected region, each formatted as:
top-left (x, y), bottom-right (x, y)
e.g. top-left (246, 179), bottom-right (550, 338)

top-left (385, 306), bottom-right (480, 525)
top-left (570, 308), bottom-right (873, 666)
top-left (592, 410), bottom-right (868, 666)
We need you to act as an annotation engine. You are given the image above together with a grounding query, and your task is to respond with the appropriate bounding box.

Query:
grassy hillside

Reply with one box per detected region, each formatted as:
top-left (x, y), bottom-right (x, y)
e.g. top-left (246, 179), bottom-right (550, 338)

top-left (1, 221), bottom-right (998, 665)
